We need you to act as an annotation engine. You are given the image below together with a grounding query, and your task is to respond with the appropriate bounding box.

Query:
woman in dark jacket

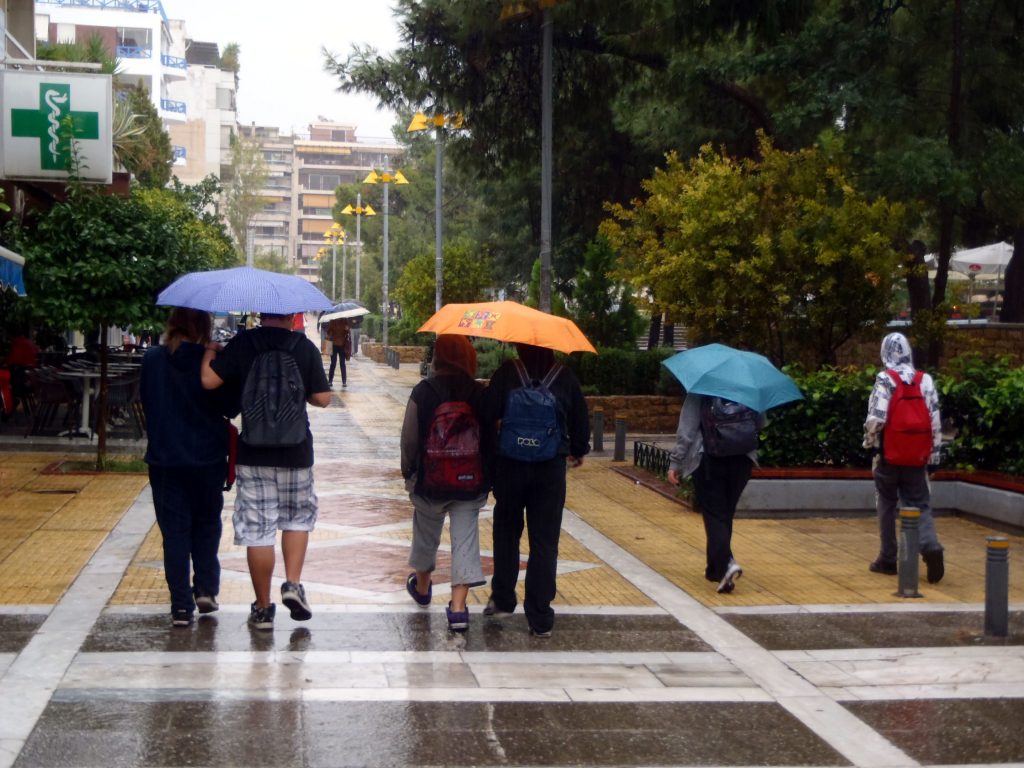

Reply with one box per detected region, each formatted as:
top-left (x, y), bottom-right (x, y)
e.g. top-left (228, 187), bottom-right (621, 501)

top-left (141, 308), bottom-right (234, 627)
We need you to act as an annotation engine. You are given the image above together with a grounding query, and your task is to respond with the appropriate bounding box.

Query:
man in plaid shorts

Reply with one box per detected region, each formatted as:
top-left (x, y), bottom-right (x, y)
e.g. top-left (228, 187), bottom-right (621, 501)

top-left (201, 312), bottom-right (331, 630)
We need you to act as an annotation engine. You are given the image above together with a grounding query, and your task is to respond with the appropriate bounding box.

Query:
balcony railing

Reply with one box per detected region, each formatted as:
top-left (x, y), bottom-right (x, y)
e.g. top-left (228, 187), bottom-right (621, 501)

top-left (116, 45), bottom-right (152, 59)
top-left (160, 98), bottom-right (186, 114)
top-left (161, 53), bottom-right (187, 70)
top-left (37, 0), bottom-right (166, 18)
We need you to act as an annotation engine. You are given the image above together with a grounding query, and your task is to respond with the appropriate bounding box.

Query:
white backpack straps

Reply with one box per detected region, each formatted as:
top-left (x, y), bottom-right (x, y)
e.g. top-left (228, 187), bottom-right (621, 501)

top-left (512, 357), bottom-right (531, 387)
top-left (541, 362), bottom-right (562, 388)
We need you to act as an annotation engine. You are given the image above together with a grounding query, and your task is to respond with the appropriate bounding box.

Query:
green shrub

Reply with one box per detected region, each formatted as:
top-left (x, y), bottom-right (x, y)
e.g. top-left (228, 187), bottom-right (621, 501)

top-left (758, 366), bottom-right (877, 468)
top-left (361, 314), bottom-right (381, 341)
top-left (938, 354), bottom-right (1024, 475)
top-left (559, 347), bottom-right (683, 396)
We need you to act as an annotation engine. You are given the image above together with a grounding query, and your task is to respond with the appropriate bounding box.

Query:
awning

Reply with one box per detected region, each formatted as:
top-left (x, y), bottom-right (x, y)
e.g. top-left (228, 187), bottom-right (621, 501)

top-left (0, 245), bottom-right (26, 296)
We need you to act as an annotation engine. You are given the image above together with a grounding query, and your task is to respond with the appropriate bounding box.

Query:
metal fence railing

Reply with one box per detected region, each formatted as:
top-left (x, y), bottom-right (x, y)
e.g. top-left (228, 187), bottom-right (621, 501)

top-left (634, 441), bottom-right (671, 478)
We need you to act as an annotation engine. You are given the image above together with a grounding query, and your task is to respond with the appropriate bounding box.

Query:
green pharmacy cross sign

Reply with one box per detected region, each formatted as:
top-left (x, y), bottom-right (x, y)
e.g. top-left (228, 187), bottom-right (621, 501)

top-left (11, 83), bottom-right (100, 171)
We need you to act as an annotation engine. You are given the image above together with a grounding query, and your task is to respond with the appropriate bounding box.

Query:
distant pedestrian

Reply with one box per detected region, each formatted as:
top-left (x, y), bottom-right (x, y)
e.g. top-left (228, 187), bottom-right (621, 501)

top-left (141, 308), bottom-right (234, 627)
top-left (201, 312), bottom-right (331, 630)
top-left (863, 332), bottom-right (944, 582)
top-left (401, 334), bottom-right (489, 632)
top-left (482, 343), bottom-right (590, 638)
top-left (326, 318), bottom-right (352, 388)
top-left (667, 394), bottom-right (765, 593)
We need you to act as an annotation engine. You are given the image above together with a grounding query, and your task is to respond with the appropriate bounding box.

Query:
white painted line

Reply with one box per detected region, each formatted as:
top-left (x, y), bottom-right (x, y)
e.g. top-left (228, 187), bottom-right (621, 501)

top-left (716, 602), bottom-right (1024, 615)
top-left (560, 509), bottom-right (919, 768)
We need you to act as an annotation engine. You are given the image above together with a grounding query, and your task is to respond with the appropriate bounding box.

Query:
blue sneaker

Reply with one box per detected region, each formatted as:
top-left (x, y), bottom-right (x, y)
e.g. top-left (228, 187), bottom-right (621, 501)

top-left (406, 573), bottom-right (431, 607)
top-left (445, 602), bottom-right (469, 632)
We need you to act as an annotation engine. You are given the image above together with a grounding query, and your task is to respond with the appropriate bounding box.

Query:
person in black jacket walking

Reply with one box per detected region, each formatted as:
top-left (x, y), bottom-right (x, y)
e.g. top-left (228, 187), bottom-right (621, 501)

top-left (481, 343), bottom-right (590, 638)
top-left (141, 308), bottom-right (235, 627)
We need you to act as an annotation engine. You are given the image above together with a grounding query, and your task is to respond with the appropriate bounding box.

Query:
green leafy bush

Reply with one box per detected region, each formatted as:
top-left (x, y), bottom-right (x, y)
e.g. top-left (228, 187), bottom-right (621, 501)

top-left (938, 355), bottom-right (1024, 475)
top-left (560, 347), bottom-right (683, 396)
top-left (758, 366), bottom-right (877, 468)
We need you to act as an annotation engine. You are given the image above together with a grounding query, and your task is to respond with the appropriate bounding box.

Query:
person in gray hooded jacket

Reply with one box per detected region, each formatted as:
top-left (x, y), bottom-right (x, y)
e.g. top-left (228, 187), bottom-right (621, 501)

top-left (863, 332), bottom-right (944, 583)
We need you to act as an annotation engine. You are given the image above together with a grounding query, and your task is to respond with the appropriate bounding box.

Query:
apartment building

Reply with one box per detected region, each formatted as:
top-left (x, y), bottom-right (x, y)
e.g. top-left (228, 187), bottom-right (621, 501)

top-left (33, 0), bottom-right (235, 183)
top-left (241, 121), bottom-right (402, 288)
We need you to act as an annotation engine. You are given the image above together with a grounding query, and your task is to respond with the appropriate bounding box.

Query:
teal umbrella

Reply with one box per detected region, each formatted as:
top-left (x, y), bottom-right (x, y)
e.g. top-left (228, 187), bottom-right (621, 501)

top-left (662, 343), bottom-right (803, 412)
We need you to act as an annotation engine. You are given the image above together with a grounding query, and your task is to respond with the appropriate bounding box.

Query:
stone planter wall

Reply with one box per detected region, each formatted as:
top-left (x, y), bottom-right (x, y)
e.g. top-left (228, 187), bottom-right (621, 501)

top-left (585, 395), bottom-right (683, 433)
top-left (360, 343), bottom-right (427, 365)
top-left (837, 323), bottom-right (1024, 367)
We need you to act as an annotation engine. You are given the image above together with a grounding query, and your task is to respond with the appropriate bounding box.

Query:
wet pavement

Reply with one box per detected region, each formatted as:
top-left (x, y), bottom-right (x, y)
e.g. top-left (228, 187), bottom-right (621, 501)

top-left (1, 351), bottom-right (1023, 767)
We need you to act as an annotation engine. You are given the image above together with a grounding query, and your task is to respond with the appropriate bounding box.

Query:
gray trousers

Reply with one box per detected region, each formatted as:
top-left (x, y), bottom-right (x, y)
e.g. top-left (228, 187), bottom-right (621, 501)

top-left (873, 457), bottom-right (942, 563)
top-left (408, 492), bottom-right (488, 588)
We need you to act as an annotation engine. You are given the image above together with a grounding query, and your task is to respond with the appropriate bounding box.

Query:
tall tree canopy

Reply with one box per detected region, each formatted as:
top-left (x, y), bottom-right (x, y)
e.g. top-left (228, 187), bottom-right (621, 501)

top-left (326, 0), bottom-right (1024, 333)
top-left (602, 138), bottom-right (906, 366)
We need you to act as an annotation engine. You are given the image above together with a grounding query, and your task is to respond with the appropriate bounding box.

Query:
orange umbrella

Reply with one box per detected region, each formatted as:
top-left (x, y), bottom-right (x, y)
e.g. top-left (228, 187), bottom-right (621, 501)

top-left (417, 300), bottom-right (597, 354)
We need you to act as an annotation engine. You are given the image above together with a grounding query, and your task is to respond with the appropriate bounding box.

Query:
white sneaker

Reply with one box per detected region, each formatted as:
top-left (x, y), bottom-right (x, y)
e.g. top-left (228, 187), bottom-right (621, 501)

top-left (717, 561), bottom-right (743, 593)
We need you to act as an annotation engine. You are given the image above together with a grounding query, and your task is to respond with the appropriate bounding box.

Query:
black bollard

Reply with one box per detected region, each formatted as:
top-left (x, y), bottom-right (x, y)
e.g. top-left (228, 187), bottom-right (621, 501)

top-left (985, 536), bottom-right (1009, 637)
top-left (613, 417), bottom-right (626, 461)
top-left (896, 507), bottom-right (923, 598)
top-left (593, 408), bottom-right (604, 453)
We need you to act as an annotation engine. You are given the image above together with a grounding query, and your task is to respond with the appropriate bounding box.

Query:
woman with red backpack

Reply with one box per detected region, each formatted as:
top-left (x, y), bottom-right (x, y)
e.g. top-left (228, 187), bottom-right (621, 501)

top-left (400, 334), bottom-right (489, 632)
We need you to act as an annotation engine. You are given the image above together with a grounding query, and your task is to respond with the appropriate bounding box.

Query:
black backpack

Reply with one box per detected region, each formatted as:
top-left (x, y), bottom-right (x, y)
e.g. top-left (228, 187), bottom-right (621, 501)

top-left (700, 396), bottom-right (759, 457)
top-left (240, 332), bottom-right (307, 448)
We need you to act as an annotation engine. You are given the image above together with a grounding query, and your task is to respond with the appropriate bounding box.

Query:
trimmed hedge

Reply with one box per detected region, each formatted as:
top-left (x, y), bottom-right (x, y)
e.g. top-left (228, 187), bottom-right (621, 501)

top-left (758, 357), bottom-right (1024, 475)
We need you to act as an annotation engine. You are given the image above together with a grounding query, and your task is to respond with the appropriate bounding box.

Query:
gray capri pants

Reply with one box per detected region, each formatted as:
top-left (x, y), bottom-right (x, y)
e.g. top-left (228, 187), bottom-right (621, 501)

top-left (408, 492), bottom-right (488, 587)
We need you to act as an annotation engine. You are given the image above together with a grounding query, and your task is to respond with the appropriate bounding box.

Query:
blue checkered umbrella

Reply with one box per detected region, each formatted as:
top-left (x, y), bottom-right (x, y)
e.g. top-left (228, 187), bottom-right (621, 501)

top-left (156, 266), bottom-right (334, 314)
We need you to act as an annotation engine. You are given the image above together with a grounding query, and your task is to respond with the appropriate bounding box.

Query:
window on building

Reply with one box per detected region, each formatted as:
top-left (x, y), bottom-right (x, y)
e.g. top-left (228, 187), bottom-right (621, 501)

top-left (34, 14), bottom-right (48, 43)
top-left (118, 27), bottom-right (151, 48)
top-left (56, 23), bottom-right (75, 44)
top-left (216, 87), bottom-right (234, 111)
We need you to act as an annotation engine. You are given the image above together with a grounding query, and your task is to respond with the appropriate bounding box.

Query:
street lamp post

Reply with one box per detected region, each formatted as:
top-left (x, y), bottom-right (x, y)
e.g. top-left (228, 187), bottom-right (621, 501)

top-left (501, 0), bottom-right (558, 313)
top-left (322, 222), bottom-right (346, 302)
top-left (408, 111), bottom-right (464, 312)
top-left (363, 157), bottom-right (409, 348)
top-left (340, 192), bottom-right (376, 302)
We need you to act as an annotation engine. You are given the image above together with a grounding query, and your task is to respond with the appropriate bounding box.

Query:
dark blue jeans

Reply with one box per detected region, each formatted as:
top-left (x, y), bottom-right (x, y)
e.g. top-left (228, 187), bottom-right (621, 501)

top-left (490, 456), bottom-right (566, 634)
top-left (149, 462), bottom-right (225, 614)
top-left (693, 453), bottom-right (752, 582)
top-left (328, 344), bottom-right (347, 385)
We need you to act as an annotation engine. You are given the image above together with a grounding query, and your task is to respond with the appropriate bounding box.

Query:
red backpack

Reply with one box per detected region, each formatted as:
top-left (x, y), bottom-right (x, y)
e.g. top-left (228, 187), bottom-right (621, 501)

top-left (421, 380), bottom-right (487, 500)
top-left (883, 370), bottom-right (932, 467)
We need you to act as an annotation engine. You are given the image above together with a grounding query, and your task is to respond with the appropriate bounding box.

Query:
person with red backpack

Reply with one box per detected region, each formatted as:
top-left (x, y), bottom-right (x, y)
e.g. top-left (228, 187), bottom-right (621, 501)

top-left (863, 332), bottom-right (944, 583)
top-left (400, 334), bottom-right (490, 632)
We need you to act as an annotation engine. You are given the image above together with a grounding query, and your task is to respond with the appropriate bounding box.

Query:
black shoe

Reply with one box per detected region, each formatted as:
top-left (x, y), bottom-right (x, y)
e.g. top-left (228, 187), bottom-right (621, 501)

top-left (248, 601), bottom-right (276, 630)
top-left (869, 559), bottom-right (898, 575)
top-left (194, 590), bottom-right (219, 614)
top-left (528, 626), bottom-right (552, 638)
top-left (281, 581), bottom-right (312, 621)
top-left (482, 598), bottom-right (513, 618)
top-left (716, 560), bottom-right (743, 594)
top-left (171, 608), bottom-right (194, 627)
top-left (923, 549), bottom-right (945, 584)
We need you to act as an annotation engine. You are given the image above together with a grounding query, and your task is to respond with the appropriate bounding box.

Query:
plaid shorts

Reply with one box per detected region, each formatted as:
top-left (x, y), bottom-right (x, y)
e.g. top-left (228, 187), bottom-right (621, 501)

top-left (233, 465), bottom-right (318, 547)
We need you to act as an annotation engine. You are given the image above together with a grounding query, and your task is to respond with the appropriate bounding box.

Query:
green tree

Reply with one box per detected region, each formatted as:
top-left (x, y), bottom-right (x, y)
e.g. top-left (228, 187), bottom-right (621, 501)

top-left (569, 237), bottom-right (642, 349)
top-left (393, 237), bottom-right (492, 328)
top-left (11, 183), bottom-right (224, 467)
top-left (117, 83), bottom-right (174, 188)
top-left (602, 137), bottom-right (906, 366)
top-left (223, 136), bottom-right (268, 259)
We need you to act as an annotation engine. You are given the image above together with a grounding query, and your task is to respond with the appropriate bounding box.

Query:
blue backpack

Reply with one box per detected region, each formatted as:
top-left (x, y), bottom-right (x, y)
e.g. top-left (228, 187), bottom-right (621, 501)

top-left (498, 359), bottom-right (564, 462)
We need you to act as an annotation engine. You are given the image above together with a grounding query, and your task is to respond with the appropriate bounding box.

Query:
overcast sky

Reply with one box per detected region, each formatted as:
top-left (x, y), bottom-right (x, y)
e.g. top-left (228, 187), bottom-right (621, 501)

top-left (160, 0), bottom-right (401, 141)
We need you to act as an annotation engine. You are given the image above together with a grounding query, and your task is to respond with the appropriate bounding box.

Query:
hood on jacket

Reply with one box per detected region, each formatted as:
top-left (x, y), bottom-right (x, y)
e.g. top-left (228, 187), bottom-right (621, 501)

top-left (880, 332), bottom-right (916, 384)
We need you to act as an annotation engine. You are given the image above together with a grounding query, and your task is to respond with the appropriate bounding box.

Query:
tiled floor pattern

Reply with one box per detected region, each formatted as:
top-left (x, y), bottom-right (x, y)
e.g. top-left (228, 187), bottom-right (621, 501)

top-left (1, 356), bottom-right (1023, 766)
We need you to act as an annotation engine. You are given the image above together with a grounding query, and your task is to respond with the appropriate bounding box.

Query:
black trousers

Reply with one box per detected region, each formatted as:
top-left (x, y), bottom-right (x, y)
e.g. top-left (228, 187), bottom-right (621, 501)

top-left (490, 456), bottom-right (566, 633)
top-left (327, 344), bottom-right (347, 385)
top-left (692, 454), bottom-right (753, 582)
top-left (149, 462), bottom-right (225, 614)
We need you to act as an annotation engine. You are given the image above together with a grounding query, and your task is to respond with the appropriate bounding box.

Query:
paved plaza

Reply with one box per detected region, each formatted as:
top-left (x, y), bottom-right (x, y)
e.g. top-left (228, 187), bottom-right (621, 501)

top-left (0, 353), bottom-right (1022, 767)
